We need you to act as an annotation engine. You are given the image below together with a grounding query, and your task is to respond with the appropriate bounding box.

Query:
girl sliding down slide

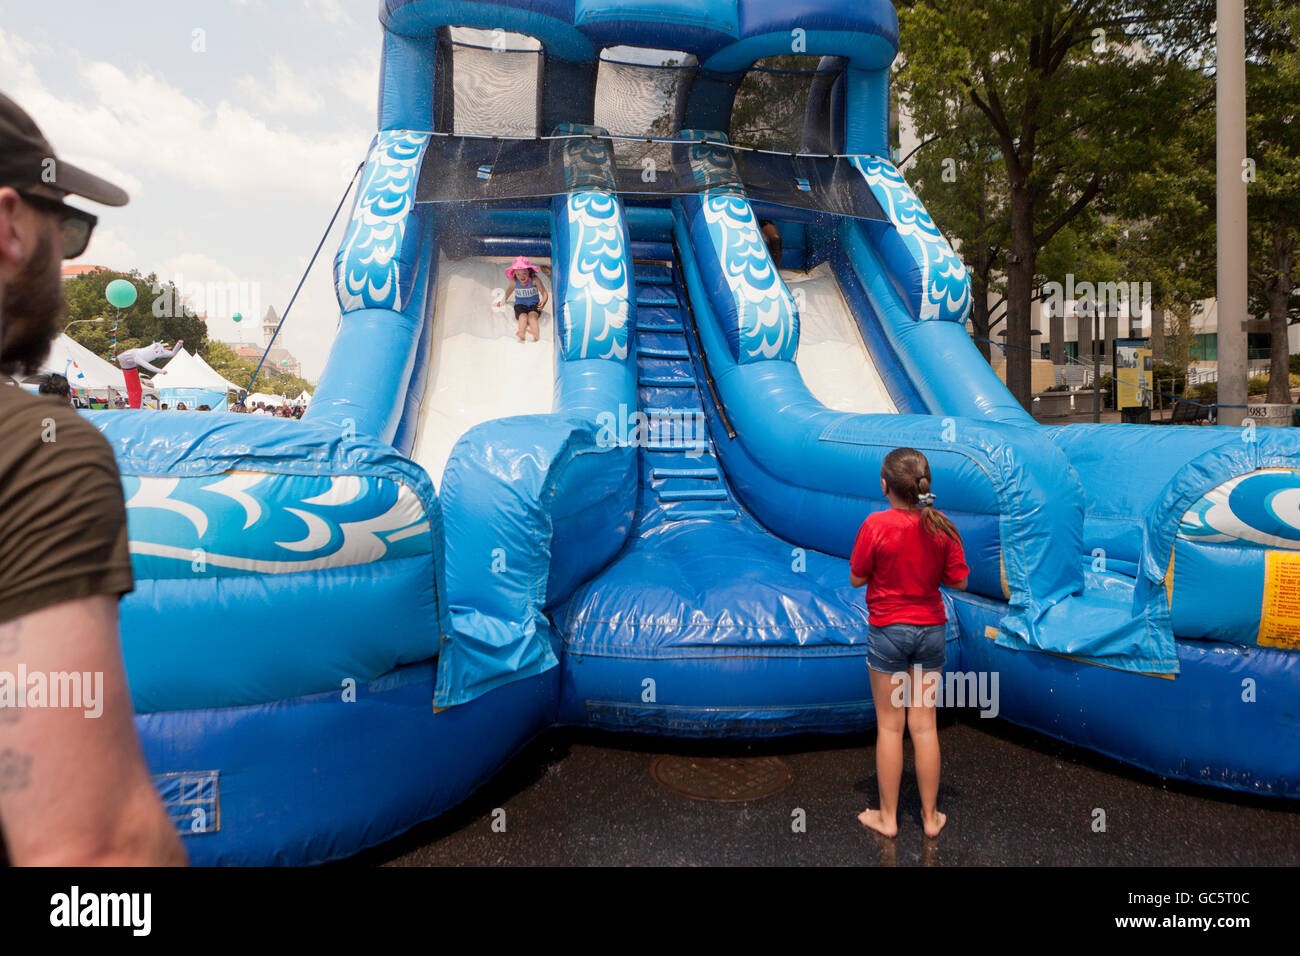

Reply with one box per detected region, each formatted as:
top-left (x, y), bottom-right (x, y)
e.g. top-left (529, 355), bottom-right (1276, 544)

top-left (494, 256), bottom-right (547, 342)
top-left (117, 340), bottom-right (182, 408)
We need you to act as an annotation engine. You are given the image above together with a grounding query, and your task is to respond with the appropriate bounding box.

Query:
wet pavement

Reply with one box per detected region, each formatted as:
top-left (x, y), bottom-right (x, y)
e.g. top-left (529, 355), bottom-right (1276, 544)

top-left (354, 714), bottom-right (1300, 867)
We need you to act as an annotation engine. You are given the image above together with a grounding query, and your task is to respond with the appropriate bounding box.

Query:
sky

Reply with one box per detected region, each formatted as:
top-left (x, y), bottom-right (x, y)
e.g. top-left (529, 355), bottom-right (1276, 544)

top-left (0, 0), bottom-right (387, 382)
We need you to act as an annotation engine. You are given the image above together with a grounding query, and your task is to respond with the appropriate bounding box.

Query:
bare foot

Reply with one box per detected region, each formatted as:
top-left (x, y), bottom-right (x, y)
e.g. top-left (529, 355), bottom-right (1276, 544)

top-left (516, 330), bottom-right (526, 341)
top-left (857, 808), bottom-right (898, 838)
top-left (922, 810), bottom-right (947, 838)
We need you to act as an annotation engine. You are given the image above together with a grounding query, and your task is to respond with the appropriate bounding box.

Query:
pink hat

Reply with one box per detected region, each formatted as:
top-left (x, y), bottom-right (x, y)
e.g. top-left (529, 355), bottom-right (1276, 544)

top-left (506, 255), bottom-right (536, 278)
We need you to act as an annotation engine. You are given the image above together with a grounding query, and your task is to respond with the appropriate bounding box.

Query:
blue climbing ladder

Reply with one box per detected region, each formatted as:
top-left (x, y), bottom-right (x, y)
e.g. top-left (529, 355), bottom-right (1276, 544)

top-left (632, 259), bottom-right (737, 523)
top-left (552, 257), bottom-right (877, 737)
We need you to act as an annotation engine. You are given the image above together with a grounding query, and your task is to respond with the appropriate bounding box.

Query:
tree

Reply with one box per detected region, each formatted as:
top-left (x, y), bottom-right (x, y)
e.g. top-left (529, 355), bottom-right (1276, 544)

top-left (259, 371), bottom-right (314, 398)
top-left (906, 101), bottom-right (1009, 360)
top-left (897, 0), bottom-right (1216, 408)
top-left (1105, 78), bottom-right (1217, 379)
top-left (1246, 8), bottom-right (1300, 402)
top-left (62, 269), bottom-right (208, 361)
top-left (729, 55), bottom-right (822, 150)
top-left (200, 340), bottom-right (256, 390)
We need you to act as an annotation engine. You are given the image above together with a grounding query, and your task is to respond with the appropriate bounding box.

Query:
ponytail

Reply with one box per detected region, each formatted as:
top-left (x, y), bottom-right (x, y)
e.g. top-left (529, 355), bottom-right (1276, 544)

top-left (917, 473), bottom-right (961, 543)
top-left (881, 448), bottom-right (962, 544)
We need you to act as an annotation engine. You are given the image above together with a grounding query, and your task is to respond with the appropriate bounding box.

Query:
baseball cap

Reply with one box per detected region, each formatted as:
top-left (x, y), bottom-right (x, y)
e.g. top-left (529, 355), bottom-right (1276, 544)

top-left (0, 92), bottom-right (129, 206)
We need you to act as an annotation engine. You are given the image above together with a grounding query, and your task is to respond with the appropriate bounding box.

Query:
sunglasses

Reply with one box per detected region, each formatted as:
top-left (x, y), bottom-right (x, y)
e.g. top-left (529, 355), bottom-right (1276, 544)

top-left (19, 192), bottom-right (98, 259)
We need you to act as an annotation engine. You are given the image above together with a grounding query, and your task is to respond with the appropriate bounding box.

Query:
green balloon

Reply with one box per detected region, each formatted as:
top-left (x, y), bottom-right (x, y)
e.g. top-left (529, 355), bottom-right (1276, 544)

top-left (232, 313), bottom-right (243, 323)
top-left (105, 279), bottom-right (138, 309)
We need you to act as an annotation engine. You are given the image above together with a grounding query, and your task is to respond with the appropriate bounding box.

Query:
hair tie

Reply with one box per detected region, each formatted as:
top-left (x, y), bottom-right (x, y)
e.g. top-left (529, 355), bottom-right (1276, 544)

top-left (917, 492), bottom-right (936, 508)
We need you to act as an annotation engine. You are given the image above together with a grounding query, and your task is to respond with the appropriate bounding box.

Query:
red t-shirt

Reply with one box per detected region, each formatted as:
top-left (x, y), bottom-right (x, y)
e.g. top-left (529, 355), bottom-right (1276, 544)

top-left (849, 508), bottom-right (969, 627)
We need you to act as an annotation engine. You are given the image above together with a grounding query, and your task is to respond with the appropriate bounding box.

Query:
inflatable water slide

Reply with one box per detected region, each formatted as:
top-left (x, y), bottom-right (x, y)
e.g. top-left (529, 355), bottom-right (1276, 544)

top-left (89, 0), bottom-right (1300, 864)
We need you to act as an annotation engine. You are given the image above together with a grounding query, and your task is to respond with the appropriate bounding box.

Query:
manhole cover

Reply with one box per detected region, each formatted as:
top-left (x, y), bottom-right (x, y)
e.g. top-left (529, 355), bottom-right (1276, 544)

top-left (650, 755), bottom-right (793, 802)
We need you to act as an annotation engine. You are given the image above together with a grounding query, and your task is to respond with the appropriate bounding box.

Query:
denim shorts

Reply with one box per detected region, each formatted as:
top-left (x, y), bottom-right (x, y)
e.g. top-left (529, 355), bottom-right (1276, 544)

top-left (866, 622), bottom-right (947, 674)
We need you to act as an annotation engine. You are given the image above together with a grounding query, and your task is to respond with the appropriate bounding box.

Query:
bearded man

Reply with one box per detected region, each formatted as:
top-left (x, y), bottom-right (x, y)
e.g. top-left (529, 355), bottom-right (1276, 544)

top-left (0, 92), bottom-right (185, 865)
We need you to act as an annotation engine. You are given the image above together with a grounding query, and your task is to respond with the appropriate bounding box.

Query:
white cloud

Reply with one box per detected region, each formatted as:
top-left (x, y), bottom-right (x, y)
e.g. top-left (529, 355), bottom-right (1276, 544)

top-left (237, 57), bottom-right (324, 115)
top-left (81, 228), bottom-right (138, 273)
top-left (79, 60), bottom-right (361, 203)
top-left (330, 56), bottom-right (381, 111)
top-left (0, 21), bottom-right (380, 383)
top-left (0, 27), bottom-right (48, 90)
top-left (315, 0), bottom-right (353, 25)
top-left (1, 28), bottom-right (366, 206)
top-left (160, 252), bottom-right (241, 283)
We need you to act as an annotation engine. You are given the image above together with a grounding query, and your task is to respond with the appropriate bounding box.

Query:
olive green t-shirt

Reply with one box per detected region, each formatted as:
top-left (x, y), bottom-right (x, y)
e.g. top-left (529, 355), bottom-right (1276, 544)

top-left (0, 383), bottom-right (134, 623)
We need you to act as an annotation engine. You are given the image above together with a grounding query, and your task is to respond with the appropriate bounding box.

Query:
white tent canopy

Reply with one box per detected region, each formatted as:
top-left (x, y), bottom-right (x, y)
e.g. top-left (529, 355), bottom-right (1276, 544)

top-left (150, 348), bottom-right (243, 393)
top-left (192, 352), bottom-right (246, 393)
top-left (295, 390), bottom-right (312, 405)
top-left (38, 334), bottom-right (126, 394)
top-left (246, 392), bottom-right (287, 407)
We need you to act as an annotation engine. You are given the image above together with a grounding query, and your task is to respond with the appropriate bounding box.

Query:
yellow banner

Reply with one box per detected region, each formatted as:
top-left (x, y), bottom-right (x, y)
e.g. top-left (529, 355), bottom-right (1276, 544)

top-left (1258, 551), bottom-right (1300, 650)
top-left (1115, 344), bottom-right (1153, 409)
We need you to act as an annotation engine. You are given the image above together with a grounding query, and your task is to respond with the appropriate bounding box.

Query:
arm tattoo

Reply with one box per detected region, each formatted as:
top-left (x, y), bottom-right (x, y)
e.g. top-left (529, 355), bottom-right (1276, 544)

top-left (0, 621), bottom-right (19, 657)
top-left (0, 749), bottom-right (32, 793)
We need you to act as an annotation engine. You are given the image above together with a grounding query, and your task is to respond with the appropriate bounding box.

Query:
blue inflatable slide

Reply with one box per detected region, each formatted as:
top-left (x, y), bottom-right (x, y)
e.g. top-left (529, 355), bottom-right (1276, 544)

top-left (89, 0), bottom-right (1300, 864)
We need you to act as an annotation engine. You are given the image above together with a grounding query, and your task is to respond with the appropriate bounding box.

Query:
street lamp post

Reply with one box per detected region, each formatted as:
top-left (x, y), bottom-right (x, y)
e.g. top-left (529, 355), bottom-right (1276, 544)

top-left (1092, 307), bottom-right (1103, 424)
top-left (1216, 0), bottom-right (1248, 427)
top-left (62, 317), bottom-right (105, 332)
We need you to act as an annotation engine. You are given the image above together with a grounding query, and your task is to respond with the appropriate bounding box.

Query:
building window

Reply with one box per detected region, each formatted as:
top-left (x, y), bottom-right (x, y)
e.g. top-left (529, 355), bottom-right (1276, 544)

top-left (1190, 333), bottom-right (1218, 361)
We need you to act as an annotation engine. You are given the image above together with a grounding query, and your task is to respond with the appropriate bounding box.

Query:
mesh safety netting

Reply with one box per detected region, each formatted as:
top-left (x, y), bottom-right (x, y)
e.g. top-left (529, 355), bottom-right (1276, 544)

top-left (593, 50), bottom-right (695, 139)
top-left (413, 132), bottom-right (885, 222)
top-left (444, 36), bottom-right (542, 138)
top-left (730, 56), bottom-right (838, 152)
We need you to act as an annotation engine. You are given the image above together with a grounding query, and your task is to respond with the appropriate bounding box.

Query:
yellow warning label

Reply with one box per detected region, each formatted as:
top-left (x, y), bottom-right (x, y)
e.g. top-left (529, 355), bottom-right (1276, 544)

top-left (1258, 551), bottom-right (1300, 650)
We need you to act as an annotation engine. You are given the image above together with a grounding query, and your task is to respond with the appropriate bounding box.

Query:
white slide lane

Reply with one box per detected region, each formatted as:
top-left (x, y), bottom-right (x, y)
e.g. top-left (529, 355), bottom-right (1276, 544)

top-left (786, 263), bottom-right (897, 415)
top-left (409, 255), bottom-right (556, 488)
top-left (410, 257), bottom-right (890, 488)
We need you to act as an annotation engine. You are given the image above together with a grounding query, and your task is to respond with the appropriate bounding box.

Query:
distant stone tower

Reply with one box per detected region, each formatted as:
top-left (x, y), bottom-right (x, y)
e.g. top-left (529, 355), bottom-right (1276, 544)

top-left (262, 306), bottom-right (278, 347)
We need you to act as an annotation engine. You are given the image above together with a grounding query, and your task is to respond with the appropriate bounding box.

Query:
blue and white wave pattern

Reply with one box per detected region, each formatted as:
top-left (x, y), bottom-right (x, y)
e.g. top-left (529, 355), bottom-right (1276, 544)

top-left (1177, 470), bottom-right (1300, 550)
top-left (562, 192), bottom-right (630, 360)
top-left (854, 156), bottom-right (971, 324)
top-left (335, 130), bottom-right (430, 313)
top-left (685, 133), bottom-right (742, 192)
top-left (700, 194), bottom-right (798, 362)
top-left (560, 132), bottom-right (617, 193)
top-left (121, 471), bottom-right (433, 578)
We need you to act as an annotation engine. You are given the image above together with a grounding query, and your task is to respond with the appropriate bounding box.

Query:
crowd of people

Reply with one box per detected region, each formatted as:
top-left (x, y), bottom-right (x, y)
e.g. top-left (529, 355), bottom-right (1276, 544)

top-left (30, 372), bottom-right (308, 417)
top-left (229, 401), bottom-right (305, 418)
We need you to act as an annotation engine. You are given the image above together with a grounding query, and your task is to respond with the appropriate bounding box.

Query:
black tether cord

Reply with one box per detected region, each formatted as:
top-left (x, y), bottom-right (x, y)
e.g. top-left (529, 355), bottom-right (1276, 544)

top-left (247, 160), bottom-right (364, 395)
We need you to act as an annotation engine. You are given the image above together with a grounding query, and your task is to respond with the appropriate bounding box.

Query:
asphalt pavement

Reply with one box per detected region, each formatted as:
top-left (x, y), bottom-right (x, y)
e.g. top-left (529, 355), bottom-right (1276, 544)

top-left (352, 714), bottom-right (1300, 867)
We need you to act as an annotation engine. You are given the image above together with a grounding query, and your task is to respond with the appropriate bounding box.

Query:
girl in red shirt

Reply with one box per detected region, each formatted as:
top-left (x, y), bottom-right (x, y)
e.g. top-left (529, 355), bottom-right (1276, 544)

top-left (849, 447), bottom-right (968, 839)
